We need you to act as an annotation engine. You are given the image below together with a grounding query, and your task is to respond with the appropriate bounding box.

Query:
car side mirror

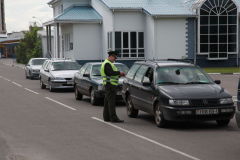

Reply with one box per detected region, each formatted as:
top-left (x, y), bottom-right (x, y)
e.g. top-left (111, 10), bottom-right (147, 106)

top-left (143, 82), bottom-right (152, 86)
top-left (44, 69), bottom-right (49, 72)
top-left (214, 80), bottom-right (221, 84)
top-left (83, 74), bottom-right (90, 78)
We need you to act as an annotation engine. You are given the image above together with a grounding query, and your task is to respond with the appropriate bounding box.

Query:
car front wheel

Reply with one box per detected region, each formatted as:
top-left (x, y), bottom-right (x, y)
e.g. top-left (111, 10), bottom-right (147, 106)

top-left (40, 77), bottom-right (46, 89)
top-left (90, 89), bottom-right (98, 105)
top-left (49, 80), bottom-right (55, 92)
top-left (29, 71), bottom-right (33, 80)
top-left (75, 85), bottom-right (83, 100)
top-left (155, 102), bottom-right (168, 128)
top-left (126, 95), bottom-right (138, 118)
top-left (216, 119), bottom-right (230, 126)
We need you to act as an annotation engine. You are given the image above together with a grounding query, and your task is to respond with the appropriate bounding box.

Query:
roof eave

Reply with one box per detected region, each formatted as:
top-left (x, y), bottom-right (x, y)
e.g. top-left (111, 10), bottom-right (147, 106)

top-left (152, 15), bottom-right (198, 18)
top-left (43, 20), bottom-right (103, 26)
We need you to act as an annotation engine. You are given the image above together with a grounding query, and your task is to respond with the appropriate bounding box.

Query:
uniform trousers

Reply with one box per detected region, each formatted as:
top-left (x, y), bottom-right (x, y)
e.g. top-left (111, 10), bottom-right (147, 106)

top-left (103, 83), bottom-right (119, 121)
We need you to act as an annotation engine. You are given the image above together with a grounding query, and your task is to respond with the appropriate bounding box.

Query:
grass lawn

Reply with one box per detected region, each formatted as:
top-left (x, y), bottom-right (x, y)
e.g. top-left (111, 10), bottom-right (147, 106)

top-left (202, 67), bottom-right (240, 73)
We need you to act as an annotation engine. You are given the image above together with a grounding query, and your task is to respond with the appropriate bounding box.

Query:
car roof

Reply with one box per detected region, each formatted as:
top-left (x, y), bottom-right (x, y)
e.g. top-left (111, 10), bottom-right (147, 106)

top-left (134, 61), bottom-right (196, 67)
top-left (49, 60), bottom-right (76, 62)
top-left (31, 58), bottom-right (48, 60)
top-left (86, 62), bottom-right (126, 65)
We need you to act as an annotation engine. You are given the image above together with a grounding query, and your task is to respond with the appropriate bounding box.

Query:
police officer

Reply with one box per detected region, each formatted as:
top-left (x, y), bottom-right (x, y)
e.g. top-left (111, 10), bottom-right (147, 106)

top-left (101, 51), bottom-right (125, 122)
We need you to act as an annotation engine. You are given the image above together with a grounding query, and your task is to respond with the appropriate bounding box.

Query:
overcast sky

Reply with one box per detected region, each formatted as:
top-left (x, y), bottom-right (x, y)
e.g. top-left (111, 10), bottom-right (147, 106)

top-left (5, 0), bottom-right (52, 33)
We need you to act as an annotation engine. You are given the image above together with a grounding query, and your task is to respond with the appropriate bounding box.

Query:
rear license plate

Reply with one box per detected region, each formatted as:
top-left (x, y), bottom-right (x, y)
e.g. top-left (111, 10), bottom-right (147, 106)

top-left (196, 109), bottom-right (218, 115)
top-left (67, 81), bottom-right (73, 85)
top-left (116, 91), bottom-right (122, 95)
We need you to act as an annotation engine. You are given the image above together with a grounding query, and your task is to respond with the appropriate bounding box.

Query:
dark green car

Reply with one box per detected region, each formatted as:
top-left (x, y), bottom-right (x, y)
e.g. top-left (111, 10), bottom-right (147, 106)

top-left (73, 62), bottom-right (129, 105)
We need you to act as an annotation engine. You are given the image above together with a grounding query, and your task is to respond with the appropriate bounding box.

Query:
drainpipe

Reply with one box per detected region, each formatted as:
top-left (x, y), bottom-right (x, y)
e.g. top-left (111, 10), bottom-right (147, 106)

top-left (57, 23), bottom-right (60, 58)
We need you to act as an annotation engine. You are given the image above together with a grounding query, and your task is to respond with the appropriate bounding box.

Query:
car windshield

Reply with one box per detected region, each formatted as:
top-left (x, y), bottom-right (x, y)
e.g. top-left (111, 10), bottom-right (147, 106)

top-left (51, 62), bottom-right (81, 71)
top-left (91, 64), bottom-right (129, 76)
top-left (31, 59), bottom-right (47, 65)
top-left (156, 67), bottom-right (213, 84)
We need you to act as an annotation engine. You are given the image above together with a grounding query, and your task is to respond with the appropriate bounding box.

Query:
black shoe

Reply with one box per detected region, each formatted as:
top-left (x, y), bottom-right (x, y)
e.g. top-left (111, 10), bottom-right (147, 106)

top-left (112, 119), bottom-right (124, 123)
top-left (104, 119), bottom-right (110, 122)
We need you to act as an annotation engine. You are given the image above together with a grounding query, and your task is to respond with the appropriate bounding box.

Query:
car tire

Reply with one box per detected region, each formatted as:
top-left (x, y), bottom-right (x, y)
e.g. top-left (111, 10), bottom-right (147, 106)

top-left (216, 119), bottom-right (230, 126)
top-left (49, 80), bottom-right (55, 92)
top-left (126, 95), bottom-right (138, 118)
top-left (40, 77), bottom-right (46, 89)
top-left (75, 85), bottom-right (83, 100)
top-left (155, 102), bottom-right (168, 128)
top-left (90, 89), bottom-right (98, 105)
top-left (29, 71), bottom-right (33, 80)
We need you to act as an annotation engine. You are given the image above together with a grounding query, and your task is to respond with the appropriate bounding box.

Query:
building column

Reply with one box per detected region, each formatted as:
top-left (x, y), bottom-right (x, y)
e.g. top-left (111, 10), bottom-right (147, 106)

top-left (47, 25), bottom-right (49, 58)
top-left (49, 25), bottom-right (52, 54)
top-left (57, 23), bottom-right (60, 58)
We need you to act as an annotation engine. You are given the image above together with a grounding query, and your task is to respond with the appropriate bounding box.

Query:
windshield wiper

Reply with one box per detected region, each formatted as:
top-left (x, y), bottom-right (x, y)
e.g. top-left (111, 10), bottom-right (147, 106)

top-left (184, 81), bottom-right (209, 84)
top-left (158, 82), bottom-right (182, 84)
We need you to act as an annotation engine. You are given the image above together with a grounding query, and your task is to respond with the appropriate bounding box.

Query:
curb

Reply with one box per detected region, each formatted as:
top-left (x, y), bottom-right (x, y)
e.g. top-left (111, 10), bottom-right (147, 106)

top-left (208, 73), bottom-right (240, 75)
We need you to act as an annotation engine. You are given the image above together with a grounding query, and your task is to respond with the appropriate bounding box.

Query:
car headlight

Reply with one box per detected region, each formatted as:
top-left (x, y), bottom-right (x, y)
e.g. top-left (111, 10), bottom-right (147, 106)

top-left (220, 98), bottom-right (233, 104)
top-left (98, 85), bottom-right (105, 90)
top-left (169, 100), bottom-right (189, 106)
top-left (54, 77), bottom-right (65, 80)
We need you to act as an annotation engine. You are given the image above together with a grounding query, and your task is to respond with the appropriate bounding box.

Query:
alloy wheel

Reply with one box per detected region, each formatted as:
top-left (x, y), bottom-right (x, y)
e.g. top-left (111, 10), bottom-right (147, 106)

top-left (155, 104), bottom-right (161, 125)
top-left (127, 96), bottom-right (132, 115)
top-left (75, 87), bottom-right (78, 99)
top-left (91, 90), bottom-right (94, 104)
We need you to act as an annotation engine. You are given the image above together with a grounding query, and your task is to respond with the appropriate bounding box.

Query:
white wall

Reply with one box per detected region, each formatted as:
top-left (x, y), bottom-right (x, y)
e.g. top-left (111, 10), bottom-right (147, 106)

top-left (145, 15), bottom-right (155, 60)
top-left (92, 0), bottom-right (113, 60)
top-left (63, 0), bottom-right (90, 10)
top-left (156, 18), bottom-right (187, 59)
top-left (61, 24), bottom-right (74, 58)
top-left (73, 23), bottom-right (101, 60)
top-left (41, 36), bottom-right (54, 57)
top-left (114, 12), bottom-right (145, 31)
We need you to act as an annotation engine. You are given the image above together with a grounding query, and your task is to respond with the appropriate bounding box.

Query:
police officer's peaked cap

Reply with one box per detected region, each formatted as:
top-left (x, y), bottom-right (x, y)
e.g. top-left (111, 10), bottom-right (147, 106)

top-left (108, 51), bottom-right (119, 59)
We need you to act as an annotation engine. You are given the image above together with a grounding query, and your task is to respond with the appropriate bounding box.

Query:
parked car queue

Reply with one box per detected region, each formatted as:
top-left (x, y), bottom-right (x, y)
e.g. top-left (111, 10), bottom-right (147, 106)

top-left (24, 58), bottom-right (237, 128)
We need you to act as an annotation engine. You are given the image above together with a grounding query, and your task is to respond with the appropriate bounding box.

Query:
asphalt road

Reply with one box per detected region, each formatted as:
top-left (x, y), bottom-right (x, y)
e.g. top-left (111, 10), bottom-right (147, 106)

top-left (0, 59), bottom-right (239, 160)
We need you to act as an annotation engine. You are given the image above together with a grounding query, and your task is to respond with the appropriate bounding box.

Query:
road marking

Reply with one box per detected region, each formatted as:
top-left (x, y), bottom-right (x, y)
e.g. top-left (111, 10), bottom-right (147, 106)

top-left (25, 88), bottom-right (39, 95)
top-left (4, 78), bottom-right (10, 81)
top-left (0, 76), bottom-right (2, 78)
top-left (92, 117), bottom-right (200, 160)
top-left (45, 97), bottom-right (76, 111)
top-left (12, 82), bottom-right (22, 87)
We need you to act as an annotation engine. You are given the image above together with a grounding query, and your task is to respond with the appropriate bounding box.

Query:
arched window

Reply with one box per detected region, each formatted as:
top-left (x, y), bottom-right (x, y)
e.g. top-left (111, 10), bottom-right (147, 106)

top-left (197, 0), bottom-right (238, 59)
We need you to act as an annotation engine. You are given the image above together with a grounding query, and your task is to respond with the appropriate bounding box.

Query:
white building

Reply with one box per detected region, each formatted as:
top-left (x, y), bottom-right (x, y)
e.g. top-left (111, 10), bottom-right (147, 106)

top-left (43, 0), bottom-right (240, 67)
top-left (37, 30), bottom-right (54, 58)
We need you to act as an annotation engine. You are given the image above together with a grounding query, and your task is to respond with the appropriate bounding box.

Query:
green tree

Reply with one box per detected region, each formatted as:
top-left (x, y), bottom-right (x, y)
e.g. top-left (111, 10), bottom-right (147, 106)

top-left (16, 24), bottom-right (42, 64)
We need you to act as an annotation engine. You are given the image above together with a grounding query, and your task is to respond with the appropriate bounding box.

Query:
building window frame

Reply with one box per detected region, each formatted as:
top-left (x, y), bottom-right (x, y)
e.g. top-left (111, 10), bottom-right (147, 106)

top-left (197, 0), bottom-right (239, 60)
top-left (115, 31), bottom-right (145, 58)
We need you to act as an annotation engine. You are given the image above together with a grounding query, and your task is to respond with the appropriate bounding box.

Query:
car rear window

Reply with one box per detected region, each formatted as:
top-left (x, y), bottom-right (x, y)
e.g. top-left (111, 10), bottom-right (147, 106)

top-left (126, 64), bottom-right (141, 79)
top-left (32, 59), bottom-right (47, 65)
top-left (91, 64), bottom-right (129, 76)
top-left (51, 62), bottom-right (81, 71)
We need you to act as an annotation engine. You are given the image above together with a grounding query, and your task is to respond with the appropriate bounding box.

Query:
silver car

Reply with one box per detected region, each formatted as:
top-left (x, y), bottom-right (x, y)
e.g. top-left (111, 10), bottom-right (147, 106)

top-left (25, 58), bottom-right (47, 80)
top-left (39, 59), bottom-right (81, 92)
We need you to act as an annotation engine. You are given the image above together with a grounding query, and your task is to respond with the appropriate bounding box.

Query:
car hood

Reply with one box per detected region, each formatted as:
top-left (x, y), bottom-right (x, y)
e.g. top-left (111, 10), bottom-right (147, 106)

top-left (158, 84), bottom-right (232, 99)
top-left (51, 70), bottom-right (79, 78)
top-left (31, 65), bottom-right (42, 70)
top-left (91, 76), bottom-right (124, 85)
